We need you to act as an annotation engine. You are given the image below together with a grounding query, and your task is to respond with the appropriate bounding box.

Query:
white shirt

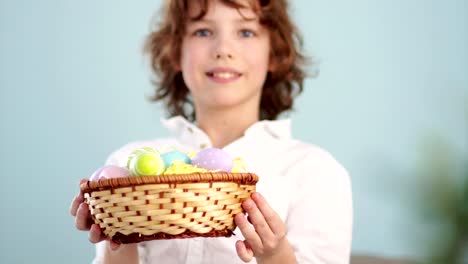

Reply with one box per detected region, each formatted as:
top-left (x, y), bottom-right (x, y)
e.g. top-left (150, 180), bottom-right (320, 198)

top-left (93, 116), bottom-right (353, 264)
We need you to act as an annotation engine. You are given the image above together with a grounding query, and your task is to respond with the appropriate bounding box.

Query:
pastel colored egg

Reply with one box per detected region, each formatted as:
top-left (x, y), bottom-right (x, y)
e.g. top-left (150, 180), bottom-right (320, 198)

top-left (161, 151), bottom-right (191, 168)
top-left (191, 148), bottom-right (233, 172)
top-left (89, 165), bottom-right (130, 181)
top-left (127, 147), bottom-right (158, 168)
top-left (231, 157), bottom-right (247, 173)
top-left (128, 152), bottom-right (165, 176)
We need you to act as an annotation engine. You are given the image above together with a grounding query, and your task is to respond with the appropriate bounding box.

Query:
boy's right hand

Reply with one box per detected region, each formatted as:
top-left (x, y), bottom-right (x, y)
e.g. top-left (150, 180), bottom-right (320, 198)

top-left (70, 179), bottom-right (121, 250)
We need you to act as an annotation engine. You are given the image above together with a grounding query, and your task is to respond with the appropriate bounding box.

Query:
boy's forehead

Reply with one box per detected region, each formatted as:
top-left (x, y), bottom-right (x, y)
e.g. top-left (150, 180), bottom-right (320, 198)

top-left (187, 0), bottom-right (257, 20)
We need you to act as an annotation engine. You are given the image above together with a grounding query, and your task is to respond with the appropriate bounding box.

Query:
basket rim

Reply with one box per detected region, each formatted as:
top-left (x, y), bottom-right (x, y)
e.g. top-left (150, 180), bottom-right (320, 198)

top-left (80, 172), bottom-right (258, 193)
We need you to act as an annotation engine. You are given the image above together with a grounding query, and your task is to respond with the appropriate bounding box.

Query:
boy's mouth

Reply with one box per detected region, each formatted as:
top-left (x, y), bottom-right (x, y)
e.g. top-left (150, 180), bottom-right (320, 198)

top-left (207, 72), bottom-right (239, 78)
top-left (206, 68), bottom-right (242, 82)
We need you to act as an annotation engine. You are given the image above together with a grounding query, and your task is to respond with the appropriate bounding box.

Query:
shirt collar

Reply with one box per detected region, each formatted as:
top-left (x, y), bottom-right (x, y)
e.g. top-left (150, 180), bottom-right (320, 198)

top-left (244, 118), bottom-right (291, 139)
top-left (161, 115), bottom-right (291, 149)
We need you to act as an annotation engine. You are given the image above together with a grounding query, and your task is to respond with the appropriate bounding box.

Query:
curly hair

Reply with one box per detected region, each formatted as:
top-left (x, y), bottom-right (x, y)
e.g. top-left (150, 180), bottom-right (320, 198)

top-left (144, 0), bottom-right (308, 121)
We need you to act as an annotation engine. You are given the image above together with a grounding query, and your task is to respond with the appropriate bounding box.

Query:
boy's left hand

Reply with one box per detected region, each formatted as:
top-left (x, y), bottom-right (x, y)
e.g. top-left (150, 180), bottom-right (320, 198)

top-left (234, 192), bottom-right (295, 263)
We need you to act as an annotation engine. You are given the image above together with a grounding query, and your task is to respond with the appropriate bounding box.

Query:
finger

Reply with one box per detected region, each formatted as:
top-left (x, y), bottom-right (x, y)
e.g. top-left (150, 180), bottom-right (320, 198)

top-left (235, 240), bottom-right (253, 263)
top-left (75, 203), bottom-right (92, 231)
top-left (109, 240), bottom-right (121, 251)
top-left (251, 192), bottom-right (285, 235)
top-left (89, 224), bottom-right (107, 244)
top-left (242, 198), bottom-right (275, 243)
top-left (70, 192), bottom-right (84, 217)
top-left (235, 213), bottom-right (262, 253)
top-left (70, 179), bottom-right (88, 216)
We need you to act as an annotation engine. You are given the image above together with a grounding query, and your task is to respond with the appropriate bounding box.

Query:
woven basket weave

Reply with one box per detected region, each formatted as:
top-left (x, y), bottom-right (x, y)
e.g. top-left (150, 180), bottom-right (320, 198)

top-left (80, 172), bottom-right (258, 244)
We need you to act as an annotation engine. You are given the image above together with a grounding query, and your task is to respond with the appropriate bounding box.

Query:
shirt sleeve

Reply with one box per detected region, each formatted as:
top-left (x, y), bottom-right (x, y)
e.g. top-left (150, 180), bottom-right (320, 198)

top-left (285, 149), bottom-right (353, 264)
top-left (91, 241), bottom-right (148, 264)
top-left (91, 241), bottom-right (106, 264)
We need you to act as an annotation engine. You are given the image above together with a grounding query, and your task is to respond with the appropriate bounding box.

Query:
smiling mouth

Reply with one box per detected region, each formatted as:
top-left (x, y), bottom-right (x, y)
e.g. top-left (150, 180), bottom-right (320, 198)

top-left (206, 72), bottom-right (242, 79)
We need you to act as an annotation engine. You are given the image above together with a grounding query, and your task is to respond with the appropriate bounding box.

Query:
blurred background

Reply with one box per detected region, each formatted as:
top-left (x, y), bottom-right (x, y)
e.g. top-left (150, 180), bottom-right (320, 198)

top-left (0, 0), bottom-right (466, 263)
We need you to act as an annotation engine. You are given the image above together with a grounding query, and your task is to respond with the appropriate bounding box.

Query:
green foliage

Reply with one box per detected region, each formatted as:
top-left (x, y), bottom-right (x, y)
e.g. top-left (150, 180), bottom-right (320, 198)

top-left (416, 131), bottom-right (467, 263)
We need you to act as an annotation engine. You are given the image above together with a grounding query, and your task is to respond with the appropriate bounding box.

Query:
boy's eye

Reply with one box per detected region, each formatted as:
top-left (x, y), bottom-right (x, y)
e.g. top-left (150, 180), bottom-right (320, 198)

top-left (239, 29), bottom-right (255, 38)
top-left (194, 29), bottom-right (212, 37)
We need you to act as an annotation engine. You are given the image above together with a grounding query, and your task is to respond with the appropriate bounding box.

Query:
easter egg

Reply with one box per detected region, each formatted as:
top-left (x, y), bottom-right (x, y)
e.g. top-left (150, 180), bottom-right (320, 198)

top-left (127, 147), bottom-right (158, 168)
top-left (161, 151), bottom-right (191, 168)
top-left (89, 165), bottom-right (130, 181)
top-left (191, 148), bottom-right (233, 172)
top-left (231, 157), bottom-right (247, 173)
top-left (128, 151), bottom-right (165, 176)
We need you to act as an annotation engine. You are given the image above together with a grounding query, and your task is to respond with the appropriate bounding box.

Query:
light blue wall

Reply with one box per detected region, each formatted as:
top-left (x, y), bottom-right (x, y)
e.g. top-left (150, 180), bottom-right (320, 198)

top-left (293, 0), bottom-right (468, 260)
top-left (0, 0), bottom-right (466, 263)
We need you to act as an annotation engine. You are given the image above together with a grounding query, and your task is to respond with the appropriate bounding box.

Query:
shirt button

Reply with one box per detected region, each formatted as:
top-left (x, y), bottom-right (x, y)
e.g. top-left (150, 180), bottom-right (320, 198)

top-left (187, 127), bottom-right (194, 133)
top-left (199, 143), bottom-right (207, 149)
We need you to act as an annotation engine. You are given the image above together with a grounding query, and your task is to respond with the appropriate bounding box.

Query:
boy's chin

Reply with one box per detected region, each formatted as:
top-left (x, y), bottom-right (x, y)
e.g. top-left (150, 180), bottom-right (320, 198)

top-left (200, 97), bottom-right (254, 111)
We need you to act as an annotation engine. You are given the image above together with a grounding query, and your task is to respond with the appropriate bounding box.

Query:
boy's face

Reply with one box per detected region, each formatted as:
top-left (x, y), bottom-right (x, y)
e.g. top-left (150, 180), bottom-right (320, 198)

top-left (179, 0), bottom-right (271, 115)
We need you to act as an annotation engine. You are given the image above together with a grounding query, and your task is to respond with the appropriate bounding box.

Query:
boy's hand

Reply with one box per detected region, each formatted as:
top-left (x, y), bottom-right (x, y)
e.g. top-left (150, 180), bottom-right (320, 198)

top-left (234, 192), bottom-right (297, 263)
top-left (69, 179), bottom-right (121, 250)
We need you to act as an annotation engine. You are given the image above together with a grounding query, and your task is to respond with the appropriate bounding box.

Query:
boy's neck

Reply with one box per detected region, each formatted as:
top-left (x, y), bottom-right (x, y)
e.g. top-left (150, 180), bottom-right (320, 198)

top-left (196, 108), bottom-right (259, 149)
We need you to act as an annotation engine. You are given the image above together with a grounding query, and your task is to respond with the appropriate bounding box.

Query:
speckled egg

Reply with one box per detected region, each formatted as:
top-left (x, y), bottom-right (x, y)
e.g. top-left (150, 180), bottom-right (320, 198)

top-left (191, 148), bottom-right (233, 172)
top-left (89, 165), bottom-right (130, 181)
top-left (161, 151), bottom-right (191, 168)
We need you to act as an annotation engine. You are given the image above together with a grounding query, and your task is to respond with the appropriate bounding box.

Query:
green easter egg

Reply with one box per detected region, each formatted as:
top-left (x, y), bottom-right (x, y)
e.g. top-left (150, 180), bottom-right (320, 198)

top-left (127, 147), bottom-right (158, 169)
top-left (131, 152), bottom-right (165, 176)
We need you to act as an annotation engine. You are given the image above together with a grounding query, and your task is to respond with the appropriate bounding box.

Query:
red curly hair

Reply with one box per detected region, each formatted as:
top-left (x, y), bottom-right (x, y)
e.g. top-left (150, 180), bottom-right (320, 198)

top-left (144, 0), bottom-right (308, 121)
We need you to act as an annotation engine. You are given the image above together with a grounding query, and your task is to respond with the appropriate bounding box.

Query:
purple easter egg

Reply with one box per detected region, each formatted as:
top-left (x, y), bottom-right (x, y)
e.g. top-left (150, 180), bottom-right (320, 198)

top-left (191, 148), bottom-right (233, 172)
top-left (89, 165), bottom-right (130, 181)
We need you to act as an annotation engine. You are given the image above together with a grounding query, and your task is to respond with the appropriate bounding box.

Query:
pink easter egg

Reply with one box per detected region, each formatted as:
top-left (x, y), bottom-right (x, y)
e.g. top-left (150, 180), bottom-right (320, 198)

top-left (191, 148), bottom-right (233, 172)
top-left (89, 165), bottom-right (130, 181)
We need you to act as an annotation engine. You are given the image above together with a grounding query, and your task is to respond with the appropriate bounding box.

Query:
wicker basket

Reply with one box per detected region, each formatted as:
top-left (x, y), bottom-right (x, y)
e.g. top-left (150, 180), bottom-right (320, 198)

top-left (80, 172), bottom-right (258, 244)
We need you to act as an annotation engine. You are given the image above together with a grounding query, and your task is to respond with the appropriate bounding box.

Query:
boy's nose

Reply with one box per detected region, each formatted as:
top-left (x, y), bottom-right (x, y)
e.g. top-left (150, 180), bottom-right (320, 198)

top-left (216, 53), bottom-right (233, 59)
top-left (213, 36), bottom-right (234, 60)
